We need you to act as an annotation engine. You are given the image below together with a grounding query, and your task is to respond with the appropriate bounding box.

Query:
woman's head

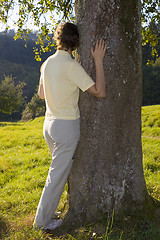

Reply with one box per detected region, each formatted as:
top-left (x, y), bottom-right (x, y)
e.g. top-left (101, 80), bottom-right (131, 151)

top-left (54, 22), bottom-right (79, 51)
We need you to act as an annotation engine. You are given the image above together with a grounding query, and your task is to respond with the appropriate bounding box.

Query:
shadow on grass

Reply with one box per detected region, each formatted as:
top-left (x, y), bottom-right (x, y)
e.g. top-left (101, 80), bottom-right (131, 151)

top-left (0, 215), bottom-right (8, 239)
top-left (44, 215), bottom-right (160, 240)
top-left (44, 197), bottom-right (160, 240)
top-left (0, 122), bottom-right (21, 127)
top-left (1, 203), bottom-right (160, 240)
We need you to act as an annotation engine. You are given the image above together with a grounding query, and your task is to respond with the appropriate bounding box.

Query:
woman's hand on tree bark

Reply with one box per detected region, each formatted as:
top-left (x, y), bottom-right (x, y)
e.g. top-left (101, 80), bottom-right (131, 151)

top-left (91, 39), bottom-right (107, 62)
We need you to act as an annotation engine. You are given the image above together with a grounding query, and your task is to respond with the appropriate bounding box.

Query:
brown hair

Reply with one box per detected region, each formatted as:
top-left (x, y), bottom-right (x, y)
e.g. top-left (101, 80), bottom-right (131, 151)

top-left (54, 22), bottom-right (79, 51)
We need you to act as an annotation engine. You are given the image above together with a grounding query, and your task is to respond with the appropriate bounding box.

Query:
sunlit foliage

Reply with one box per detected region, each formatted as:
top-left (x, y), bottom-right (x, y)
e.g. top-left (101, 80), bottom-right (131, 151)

top-left (0, 0), bottom-right (159, 61)
top-left (0, 75), bottom-right (25, 114)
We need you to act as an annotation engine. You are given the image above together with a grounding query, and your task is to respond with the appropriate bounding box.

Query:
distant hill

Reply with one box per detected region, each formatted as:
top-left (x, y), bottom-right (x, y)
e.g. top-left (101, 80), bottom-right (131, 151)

top-left (142, 44), bottom-right (160, 106)
top-left (0, 31), bottom-right (55, 120)
top-left (0, 30), bottom-right (160, 120)
top-left (0, 30), bottom-right (53, 84)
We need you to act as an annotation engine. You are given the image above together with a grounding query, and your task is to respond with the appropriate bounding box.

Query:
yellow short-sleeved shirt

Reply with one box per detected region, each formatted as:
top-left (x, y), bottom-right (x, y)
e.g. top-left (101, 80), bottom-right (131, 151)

top-left (40, 50), bottom-right (95, 120)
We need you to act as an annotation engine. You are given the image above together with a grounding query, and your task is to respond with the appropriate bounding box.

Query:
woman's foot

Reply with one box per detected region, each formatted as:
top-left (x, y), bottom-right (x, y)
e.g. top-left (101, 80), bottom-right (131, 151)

top-left (43, 219), bottom-right (63, 231)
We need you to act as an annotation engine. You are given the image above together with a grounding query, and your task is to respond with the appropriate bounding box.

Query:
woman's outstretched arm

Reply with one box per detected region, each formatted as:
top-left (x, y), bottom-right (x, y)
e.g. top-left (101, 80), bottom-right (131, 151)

top-left (87, 39), bottom-right (106, 98)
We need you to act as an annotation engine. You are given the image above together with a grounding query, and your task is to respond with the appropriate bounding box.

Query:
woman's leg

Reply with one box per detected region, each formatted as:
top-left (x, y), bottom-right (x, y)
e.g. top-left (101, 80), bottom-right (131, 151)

top-left (34, 118), bottom-right (80, 229)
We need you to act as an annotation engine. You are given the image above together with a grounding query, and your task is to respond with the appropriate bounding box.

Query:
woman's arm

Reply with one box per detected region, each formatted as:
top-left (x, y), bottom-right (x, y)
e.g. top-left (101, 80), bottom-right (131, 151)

top-left (87, 39), bottom-right (106, 98)
top-left (38, 84), bottom-right (45, 99)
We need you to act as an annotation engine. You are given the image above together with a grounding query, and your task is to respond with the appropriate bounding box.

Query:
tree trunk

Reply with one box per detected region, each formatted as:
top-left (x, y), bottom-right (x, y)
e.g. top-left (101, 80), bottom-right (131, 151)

top-left (67, 0), bottom-right (149, 224)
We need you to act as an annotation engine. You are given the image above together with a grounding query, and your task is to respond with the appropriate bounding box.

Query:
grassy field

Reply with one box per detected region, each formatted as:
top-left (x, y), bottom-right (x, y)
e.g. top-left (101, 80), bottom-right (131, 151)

top-left (0, 105), bottom-right (160, 239)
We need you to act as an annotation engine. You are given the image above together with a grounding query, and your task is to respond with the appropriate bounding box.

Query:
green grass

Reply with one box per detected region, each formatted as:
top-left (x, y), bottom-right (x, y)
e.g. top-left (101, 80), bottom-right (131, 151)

top-left (142, 105), bottom-right (160, 201)
top-left (0, 105), bottom-right (160, 239)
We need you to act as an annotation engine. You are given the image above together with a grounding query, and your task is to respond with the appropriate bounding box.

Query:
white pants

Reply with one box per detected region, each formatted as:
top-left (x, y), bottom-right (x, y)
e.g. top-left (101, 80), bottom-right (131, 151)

top-left (34, 117), bottom-right (80, 228)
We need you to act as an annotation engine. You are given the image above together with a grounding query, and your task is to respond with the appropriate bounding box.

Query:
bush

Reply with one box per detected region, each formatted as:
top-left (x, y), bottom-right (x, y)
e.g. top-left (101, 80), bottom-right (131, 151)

top-left (0, 75), bottom-right (25, 114)
top-left (22, 92), bottom-right (45, 121)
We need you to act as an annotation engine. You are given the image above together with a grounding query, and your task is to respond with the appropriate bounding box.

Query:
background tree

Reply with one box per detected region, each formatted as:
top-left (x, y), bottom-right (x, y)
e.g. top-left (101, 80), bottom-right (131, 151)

top-left (22, 92), bottom-right (45, 121)
top-left (0, 75), bottom-right (25, 115)
top-left (141, 0), bottom-right (160, 61)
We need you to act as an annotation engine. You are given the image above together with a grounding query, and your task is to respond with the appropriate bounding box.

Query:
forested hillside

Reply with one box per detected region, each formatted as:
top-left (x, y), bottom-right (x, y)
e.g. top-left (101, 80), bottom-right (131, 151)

top-left (0, 30), bottom-right (54, 120)
top-left (142, 44), bottom-right (160, 106)
top-left (0, 30), bottom-right (159, 121)
top-left (0, 30), bottom-right (54, 97)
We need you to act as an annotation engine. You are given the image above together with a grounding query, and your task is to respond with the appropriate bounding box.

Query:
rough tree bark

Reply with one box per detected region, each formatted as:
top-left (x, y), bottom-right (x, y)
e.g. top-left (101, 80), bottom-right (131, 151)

top-left (67, 0), bottom-right (150, 224)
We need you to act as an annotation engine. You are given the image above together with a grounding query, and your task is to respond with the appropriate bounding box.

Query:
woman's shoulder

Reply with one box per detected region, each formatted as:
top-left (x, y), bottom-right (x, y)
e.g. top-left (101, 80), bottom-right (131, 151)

top-left (40, 54), bottom-right (55, 72)
top-left (70, 58), bottom-right (82, 68)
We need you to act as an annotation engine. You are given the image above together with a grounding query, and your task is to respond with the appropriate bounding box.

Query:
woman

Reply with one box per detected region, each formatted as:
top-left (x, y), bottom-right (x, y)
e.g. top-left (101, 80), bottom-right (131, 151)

top-left (34, 22), bottom-right (106, 230)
